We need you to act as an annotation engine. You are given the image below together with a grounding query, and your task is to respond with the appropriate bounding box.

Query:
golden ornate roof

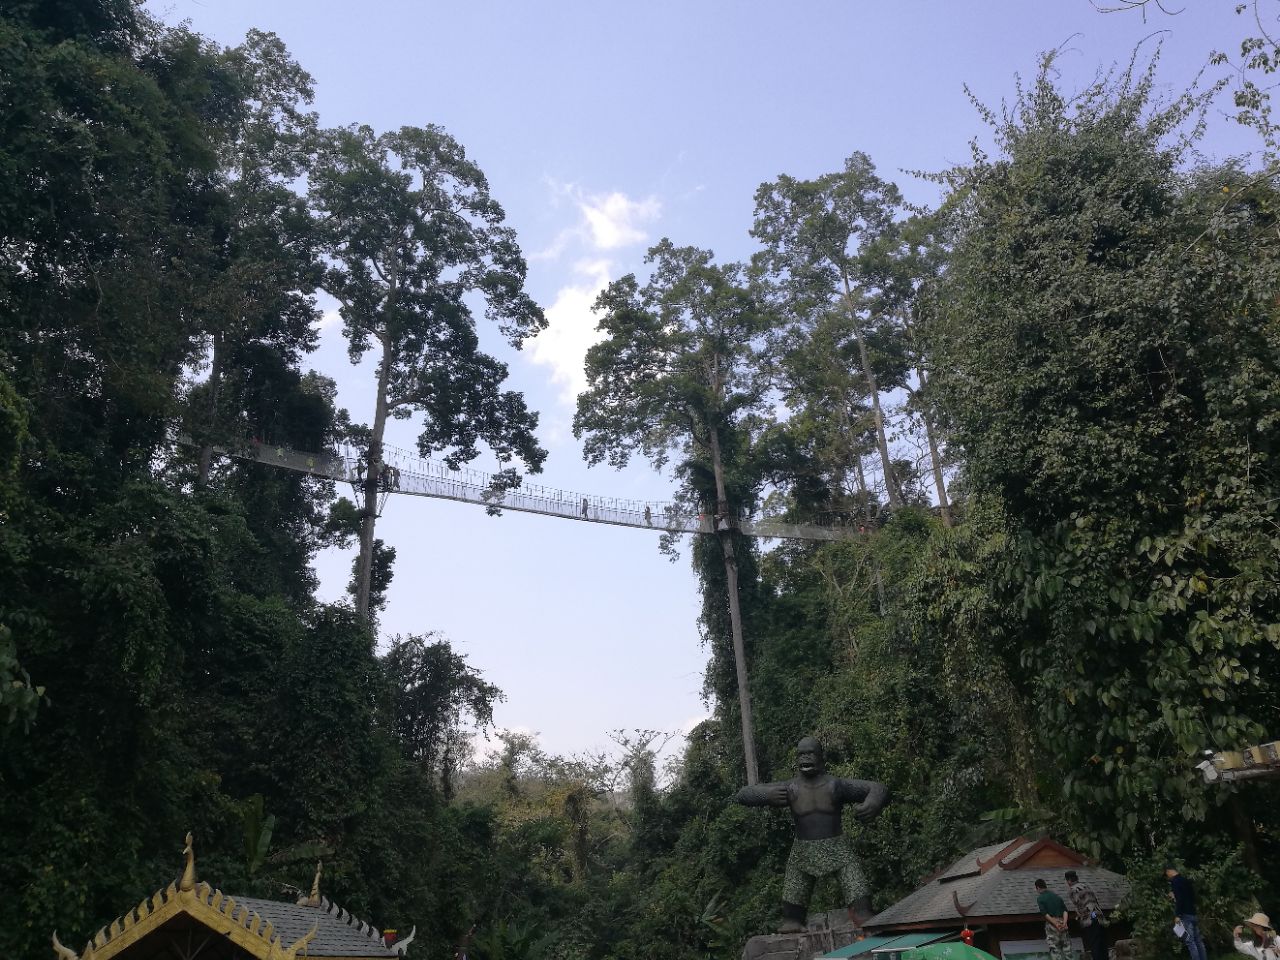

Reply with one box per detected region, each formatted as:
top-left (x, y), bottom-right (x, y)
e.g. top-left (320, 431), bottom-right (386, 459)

top-left (50, 834), bottom-right (404, 960)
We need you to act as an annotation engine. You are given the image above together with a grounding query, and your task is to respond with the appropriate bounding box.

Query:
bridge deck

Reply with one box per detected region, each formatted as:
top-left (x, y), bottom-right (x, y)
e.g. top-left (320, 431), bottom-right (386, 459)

top-left (214, 440), bottom-right (859, 542)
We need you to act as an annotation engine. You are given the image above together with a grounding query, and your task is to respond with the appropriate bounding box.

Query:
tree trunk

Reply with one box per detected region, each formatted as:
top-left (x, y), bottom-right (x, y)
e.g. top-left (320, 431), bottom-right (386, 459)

top-left (917, 367), bottom-right (952, 526)
top-left (901, 309), bottom-right (951, 525)
top-left (840, 273), bottom-right (900, 508)
top-left (355, 334), bottom-right (392, 622)
top-left (196, 331), bottom-right (223, 489)
top-left (834, 390), bottom-right (866, 511)
top-left (1229, 792), bottom-right (1263, 875)
top-left (707, 423), bottom-right (759, 786)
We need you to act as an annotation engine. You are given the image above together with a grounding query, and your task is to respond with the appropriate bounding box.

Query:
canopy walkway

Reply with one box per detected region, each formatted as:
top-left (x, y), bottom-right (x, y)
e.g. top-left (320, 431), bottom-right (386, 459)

top-left (211, 439), bottom-right (862, 542)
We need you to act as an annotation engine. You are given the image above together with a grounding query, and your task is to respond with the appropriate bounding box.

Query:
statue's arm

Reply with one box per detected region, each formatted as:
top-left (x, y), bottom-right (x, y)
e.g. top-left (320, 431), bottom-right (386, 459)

top-left (835, 778), bottom-right (890, 821)
top-left (733, 781), bottom-right (790, 807)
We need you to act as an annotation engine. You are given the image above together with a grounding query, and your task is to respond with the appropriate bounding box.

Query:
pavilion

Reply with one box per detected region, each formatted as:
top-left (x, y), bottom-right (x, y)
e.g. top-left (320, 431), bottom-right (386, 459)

top-left (821, 837), bottom-right (1129, 960)
top-left (49, 834), bottom-right (413, 960)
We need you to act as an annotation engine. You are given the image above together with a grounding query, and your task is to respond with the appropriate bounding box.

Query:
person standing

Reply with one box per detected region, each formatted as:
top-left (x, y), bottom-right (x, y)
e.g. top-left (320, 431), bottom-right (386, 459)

top-left (1167, 864), bottom-right (1209, 960)
top-left (1234, 912), bottom-right (1280, 959)
top-left (1066, 870), bottom-right (1107, 960)
top-left (1035, 879), bottom-right (1071, 960)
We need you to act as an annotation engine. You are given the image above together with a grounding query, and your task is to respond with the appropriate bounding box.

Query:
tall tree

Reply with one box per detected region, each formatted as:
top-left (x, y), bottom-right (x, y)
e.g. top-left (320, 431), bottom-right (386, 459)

top-left (187, 29), bottom-right (322, 487)
top-left (383, 633), bottom-right (501, 799)
top-left (862, 213), bottom-right (953, 524)
top-left (574, 240), bottom-right (776, 784)
top-left (752, 154), bottom-right (906, 507)
top-left (309, 125), bottom-right (547, 622)
top-left (930, 59), bottom-right (1280, 858)
top-left (771, 305), bottom-right (881, 522)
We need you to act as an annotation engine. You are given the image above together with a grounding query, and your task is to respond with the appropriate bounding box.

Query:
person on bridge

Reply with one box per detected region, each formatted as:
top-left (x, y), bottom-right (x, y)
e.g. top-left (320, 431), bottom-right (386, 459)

top-left (644, 505), bottom-right (652, 526)
top-left (581, 497), bottom-right (590, 519)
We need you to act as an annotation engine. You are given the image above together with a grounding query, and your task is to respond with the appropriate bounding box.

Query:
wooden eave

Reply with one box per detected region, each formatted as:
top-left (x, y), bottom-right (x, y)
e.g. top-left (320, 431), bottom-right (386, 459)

top-left (1000, 837), bottom-right (1085, 870)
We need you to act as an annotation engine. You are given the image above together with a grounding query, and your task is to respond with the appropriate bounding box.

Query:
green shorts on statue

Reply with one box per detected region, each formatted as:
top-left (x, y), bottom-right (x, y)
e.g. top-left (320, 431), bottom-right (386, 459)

top-left (782, 835), bottom-right (868, 906)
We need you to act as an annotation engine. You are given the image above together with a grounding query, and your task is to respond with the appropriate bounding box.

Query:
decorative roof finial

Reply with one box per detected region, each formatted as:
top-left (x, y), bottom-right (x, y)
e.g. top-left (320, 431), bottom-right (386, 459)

top-left (179, 832), bottom-right (196, 892)
top-left (393, 926), bottom-right (417, 956)
top-left (284, 925), bottom-right (318, 959)
top-left (298, 860), bottom-right (323, 907)
top-left (51, 931), bottom-right (79, 960)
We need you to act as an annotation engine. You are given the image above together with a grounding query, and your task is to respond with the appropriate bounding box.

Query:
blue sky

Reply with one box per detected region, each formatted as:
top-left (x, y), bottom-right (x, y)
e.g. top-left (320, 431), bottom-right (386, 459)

top-left (150, 0), bottom-right (1260, 760)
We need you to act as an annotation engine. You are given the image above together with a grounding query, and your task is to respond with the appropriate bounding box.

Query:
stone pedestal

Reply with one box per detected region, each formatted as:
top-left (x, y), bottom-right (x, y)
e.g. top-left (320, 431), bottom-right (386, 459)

top-left (740, 912), bottom-right (860, 960)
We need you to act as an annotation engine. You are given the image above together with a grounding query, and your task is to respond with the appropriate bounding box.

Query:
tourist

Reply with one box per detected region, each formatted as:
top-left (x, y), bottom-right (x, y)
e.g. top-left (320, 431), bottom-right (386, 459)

top-left (1066, 870), bottom-right (1107, 960)
top-left (1034, 878), bottom-right (1071, 960)
top-left (1166, 864), bottom-right (1209, 960)
top-left (1234, 912), bottom-right (1280, 959)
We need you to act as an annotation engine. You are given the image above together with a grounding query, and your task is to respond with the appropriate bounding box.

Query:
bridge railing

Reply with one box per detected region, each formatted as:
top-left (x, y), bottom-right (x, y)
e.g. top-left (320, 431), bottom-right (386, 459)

top-left (219, 439), bottom-right (858, 541)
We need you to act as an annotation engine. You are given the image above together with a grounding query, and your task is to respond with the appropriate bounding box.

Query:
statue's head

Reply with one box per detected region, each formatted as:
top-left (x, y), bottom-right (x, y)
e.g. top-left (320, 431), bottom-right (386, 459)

top-left (796, 737), bottom-right (825, 778)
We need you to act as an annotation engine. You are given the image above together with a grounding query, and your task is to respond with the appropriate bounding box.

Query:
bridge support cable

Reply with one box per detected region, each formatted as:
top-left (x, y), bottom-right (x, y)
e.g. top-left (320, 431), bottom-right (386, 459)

top-left (204, 438), bottom-right (859, 543)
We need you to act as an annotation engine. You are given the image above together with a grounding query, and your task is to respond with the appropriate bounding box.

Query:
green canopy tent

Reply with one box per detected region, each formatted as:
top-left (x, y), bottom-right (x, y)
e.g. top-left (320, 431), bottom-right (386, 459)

top-left (902, 944), bottom-right (998, 960)
top-left (822, 932), bottom-right (957, 958)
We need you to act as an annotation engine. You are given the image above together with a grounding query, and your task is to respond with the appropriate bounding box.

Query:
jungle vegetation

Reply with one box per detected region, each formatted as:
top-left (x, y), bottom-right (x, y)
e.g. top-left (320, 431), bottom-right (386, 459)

top-left (2, 3), bottom-right (1278, 958)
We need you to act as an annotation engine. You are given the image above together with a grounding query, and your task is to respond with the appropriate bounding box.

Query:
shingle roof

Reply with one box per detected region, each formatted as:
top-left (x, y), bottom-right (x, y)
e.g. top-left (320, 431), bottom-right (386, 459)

top-left (869, 838), bottom-right (1129, 929)
top-left (235, 896), bottom-right (398, 958)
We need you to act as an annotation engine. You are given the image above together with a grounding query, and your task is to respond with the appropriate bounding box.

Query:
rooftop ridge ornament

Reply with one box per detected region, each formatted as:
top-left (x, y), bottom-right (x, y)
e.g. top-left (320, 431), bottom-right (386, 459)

top-left (297, 860), bottom-right (323, 907)
top-left (51, 932), bottom-right (78, 960)
top-left (321, 893), bottom-right (385, 943)
top-left (49, 833), bottom-right (409, 959)
top-left (282, 925), bottom-right (317, 960)
top-left (392, 926), bottom-right (417, 956)
top-left (179, 832), bottom-right (196, 892)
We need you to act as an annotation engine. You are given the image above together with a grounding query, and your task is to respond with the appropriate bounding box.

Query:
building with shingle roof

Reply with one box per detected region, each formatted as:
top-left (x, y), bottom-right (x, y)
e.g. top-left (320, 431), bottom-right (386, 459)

top-left (861, 837), bottom-right (1129, 959)
top-left (49, 835), bottom-right (415, 960)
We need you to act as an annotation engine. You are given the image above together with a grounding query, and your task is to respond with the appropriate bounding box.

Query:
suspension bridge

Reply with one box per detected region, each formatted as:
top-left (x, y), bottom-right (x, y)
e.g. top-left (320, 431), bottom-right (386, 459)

top-left (209, 438), bottom-right (862, 542)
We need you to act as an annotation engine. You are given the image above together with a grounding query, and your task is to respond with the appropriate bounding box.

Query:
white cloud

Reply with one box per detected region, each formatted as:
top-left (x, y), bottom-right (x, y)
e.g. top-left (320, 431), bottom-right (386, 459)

top-left (529, 184), bottom-right (661, 407)
top-left (579, 192), bottom-right (660, 250)
top-left (316, 307), bottom-right (341, 331)
top-left (678, 712), bottom-right (711, 736)
top-left (530, 259), bottom-right (614, 404)
top-left (532, 183), bottom-right (662, 262)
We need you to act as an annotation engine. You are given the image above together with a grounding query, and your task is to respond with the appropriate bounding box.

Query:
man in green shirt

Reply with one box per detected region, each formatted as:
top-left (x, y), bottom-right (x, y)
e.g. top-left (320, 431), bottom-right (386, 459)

top-left (1035, 878), bottom-right (1071, 960)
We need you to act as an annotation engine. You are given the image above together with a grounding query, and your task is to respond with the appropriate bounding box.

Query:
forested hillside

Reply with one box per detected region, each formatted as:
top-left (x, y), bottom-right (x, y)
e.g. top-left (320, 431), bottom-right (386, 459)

top-left (2, 3), bottom-right (1279, 959)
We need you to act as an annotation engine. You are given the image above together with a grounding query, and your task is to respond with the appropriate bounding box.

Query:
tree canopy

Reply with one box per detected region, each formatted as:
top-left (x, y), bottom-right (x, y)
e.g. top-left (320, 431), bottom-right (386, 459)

top-left (3, 8), bottom-right (1280, 960)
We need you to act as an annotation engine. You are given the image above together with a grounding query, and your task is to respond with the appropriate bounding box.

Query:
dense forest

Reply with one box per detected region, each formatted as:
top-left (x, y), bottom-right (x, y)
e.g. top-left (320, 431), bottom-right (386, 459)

top-left (3, 2), bottom-right (1279, 959)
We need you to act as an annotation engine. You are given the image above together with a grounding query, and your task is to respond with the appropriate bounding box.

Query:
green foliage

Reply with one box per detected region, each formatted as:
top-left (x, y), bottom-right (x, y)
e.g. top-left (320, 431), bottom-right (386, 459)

top-left (1118, 851), bottom-right (1258, 960)
top-left (5, 8), bottom-right (1280, 960)
top-left (241, 794), bottom-right (277, 877)
top-left (310, 121), bottom-right (546, 616)
top-left (0, 624), bottom-right (44, 735)
top-left (929, 56), bottom-right (1280, 858)
top-left (384, 634), bottom-right (502, 798)
top-left (753, 154), bottom-right (909, 508)
top-left (574, 239), bottom-right (775, 477)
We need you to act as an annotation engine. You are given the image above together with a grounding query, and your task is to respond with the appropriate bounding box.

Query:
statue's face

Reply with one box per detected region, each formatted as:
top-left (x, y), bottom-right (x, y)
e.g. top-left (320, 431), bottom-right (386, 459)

top-left (796, 738), bottom-right (824, 778)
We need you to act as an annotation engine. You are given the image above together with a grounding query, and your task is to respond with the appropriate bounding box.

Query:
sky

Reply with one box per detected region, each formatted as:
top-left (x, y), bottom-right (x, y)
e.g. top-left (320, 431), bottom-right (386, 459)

top-left (148, 0), bottom-right (1262, 761)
